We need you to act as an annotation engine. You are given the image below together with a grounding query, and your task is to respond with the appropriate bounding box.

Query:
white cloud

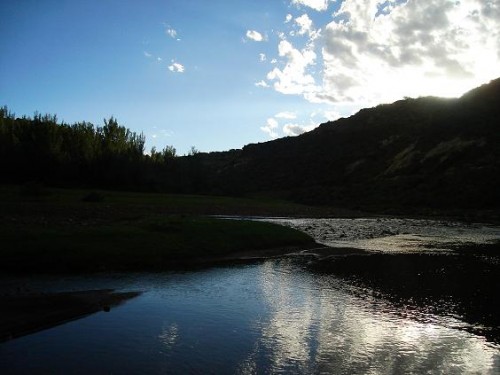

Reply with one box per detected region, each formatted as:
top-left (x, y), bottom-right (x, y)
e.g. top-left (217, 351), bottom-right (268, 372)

top-left (246, 30), bottom-right (264, 42)
top-left (317, 0), bottom-right (500, 104)
top-left (275, 111), bottom-right (297, 119)
top-left (266, 39), bottom-right (318, 95)
top-left (261, 111), bottom-right (318, 139)
top-left (260, 117), bottom-right (279, 138)
top-left (295, 14), bottom-right (314, 36)
top-left (144, 51), bottom-right (152, 58)
top-left (268, 118), bottom-right (279, 128)
top-left (322, 110), bottom-right (342, 122)
top-left (168, 61), bottom-right (185, 73)
top-left (166, 27), bottom-right (178, 39)
top-left (255, 80), bottom-right (270, 88)
top-left (283, 122), bottom-right (317, 136)
top-left (259, 53), bottom-right (267, 62)
top-left (292, 0), bottom-right (330, 12)
top-left (285, 14), bottom-right (293, 23)
top-left (267, 0), bottom-right (500, 110)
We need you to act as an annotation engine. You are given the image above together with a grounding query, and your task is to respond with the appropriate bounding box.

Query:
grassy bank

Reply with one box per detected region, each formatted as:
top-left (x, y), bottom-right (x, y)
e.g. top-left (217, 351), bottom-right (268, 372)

top-left (1, 216), bottom-right (315, 273)
top-left (0, 185), bottom-right (317, 273)
top-left (0, 184), bottom-right (358, 219)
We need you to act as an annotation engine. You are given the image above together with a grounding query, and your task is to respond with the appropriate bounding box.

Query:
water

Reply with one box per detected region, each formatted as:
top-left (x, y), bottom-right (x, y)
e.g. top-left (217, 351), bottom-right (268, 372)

top-left (1, 218), bottom-right (500, 374)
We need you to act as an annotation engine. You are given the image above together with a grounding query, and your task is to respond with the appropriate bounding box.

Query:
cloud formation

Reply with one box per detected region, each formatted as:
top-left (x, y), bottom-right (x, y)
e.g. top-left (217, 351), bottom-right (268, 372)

top-left (318, 0), bottom-right (500, 103)
top-left (283, 122), bottom-right (316, 136)
top-left (295, 14), bottom-right (314, 36)
top-left (260, 117), bottom-right (279, 138)
top-left (292, 0), bottom-right (330, 12)
top-left (266, 40), bottom-right (318, 95)
top-left (166, 27), bottom-right (177, 39)
top-left (265, 0), bottom-right (500, 109)
top-left (168, 61), bottom-right (185, 73)
top-left (261, 112), bottom-right (320, 138)
top-left (275, 111), bottom-right (297, 119)
top-left (255, 80), bottom-right (269, 88)
top-left (246, 30), bottom-right (264, 42)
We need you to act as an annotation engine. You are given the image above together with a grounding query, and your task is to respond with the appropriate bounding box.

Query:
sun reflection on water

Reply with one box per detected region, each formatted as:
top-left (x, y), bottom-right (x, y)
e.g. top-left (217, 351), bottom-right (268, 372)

top-left (239, 259), bottom-right (500, 374)
top-left (1, 255), bottom-right (498, 374)
top-left (158, 323), bottom-right (178, 349)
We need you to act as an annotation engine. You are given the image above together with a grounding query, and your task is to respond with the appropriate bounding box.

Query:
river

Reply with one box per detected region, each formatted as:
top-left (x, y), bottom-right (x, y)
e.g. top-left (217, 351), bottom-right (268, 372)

top-left (1, 218), bottom-right (499, 374)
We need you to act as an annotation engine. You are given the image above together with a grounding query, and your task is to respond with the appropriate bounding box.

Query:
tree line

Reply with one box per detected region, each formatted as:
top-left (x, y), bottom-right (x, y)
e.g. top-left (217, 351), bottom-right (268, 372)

top-left (4, 74), bottom-right (498, 211)
top-left (0, 106), bottom-right (204, 192)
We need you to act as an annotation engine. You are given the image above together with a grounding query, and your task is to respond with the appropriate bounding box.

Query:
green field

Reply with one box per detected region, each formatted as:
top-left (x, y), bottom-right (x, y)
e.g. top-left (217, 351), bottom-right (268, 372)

top-left (0, 185), bottom-right (317, 273)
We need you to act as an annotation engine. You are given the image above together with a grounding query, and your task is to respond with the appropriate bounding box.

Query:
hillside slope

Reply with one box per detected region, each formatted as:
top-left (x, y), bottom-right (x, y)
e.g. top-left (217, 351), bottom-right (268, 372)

top-left (200, 78), bottom-right (500, 211)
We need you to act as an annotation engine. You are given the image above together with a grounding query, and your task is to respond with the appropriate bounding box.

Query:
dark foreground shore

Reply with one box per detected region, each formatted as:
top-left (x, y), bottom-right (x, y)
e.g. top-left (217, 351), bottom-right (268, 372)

top-left (1, 186), bottom-right (498, 345)
top-left (0, 186), bottom-right (323, 341)
top-left (1, 243), bottom-right (499, 344)
top-left (0, 245), bottom-right (354, 342)
top-left (0, 289), bottom-right (141, 342)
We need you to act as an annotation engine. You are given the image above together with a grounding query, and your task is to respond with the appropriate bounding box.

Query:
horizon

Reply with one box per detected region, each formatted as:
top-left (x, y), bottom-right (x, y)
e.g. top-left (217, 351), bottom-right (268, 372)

top-left (1, 0), bottom-right (499, 155)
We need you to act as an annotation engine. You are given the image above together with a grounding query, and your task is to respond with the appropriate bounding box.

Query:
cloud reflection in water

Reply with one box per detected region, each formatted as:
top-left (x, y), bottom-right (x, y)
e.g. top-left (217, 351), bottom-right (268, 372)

top-left (239, 259), bottom-right (498, 374)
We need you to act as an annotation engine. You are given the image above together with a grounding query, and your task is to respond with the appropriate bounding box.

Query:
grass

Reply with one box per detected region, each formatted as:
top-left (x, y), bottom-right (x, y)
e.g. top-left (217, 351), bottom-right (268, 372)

top-left (0, 185), bottom-right (316, 273)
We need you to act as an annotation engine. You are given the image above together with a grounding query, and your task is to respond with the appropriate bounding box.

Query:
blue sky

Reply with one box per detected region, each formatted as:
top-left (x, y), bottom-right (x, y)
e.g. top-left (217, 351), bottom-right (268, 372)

top-left (1, 0), bottom-right (499, 155)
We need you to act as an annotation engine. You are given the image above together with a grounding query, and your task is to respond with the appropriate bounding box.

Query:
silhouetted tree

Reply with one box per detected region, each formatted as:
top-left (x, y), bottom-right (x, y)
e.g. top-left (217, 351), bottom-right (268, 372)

top-left (187, 146), bottom-right (199, 156)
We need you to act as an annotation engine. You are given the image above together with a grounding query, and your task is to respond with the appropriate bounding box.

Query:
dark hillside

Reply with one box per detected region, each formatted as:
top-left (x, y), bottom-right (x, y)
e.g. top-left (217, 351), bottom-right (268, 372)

top-left (2, 78), bottom-right (498, 214)
top-left (199, 78), bottom-right (500, 211)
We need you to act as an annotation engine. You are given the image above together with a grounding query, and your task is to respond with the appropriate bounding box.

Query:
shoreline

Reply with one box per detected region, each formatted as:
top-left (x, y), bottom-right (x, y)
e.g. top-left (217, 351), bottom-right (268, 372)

top-left (0, 289), bottom-right (141, 342)
top-left (1, 185), bottom-right (498, 344)
top-left (0, 215), bottom-right (316, 274)
top-left (1, 243), bottom-right (498, 345)
top-left (0, 244), bottom-right (367, 342)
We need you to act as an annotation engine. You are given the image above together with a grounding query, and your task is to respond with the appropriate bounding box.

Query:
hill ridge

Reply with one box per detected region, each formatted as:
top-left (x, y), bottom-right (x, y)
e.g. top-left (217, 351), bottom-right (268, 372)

top-left (199, 78), bottom-right (500, 211)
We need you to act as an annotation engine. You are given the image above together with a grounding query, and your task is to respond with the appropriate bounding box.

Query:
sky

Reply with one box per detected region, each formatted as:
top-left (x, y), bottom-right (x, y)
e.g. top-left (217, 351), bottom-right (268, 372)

top-left (1, 0), bottom-right (499, 155)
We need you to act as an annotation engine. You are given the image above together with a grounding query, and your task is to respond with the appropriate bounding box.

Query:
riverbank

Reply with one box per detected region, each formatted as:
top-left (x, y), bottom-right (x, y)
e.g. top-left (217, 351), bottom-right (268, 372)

top-left (0, 185), bottom-right (327, 273)
top-left (0, 246), bottom-right (353, 343)
top-left (1, 215), bottom-right (317, 273)
top-left (2, 185), bottom-right (498, 345)
top-left (0, 289), bottom-right (141, 342)
top-left (0, 185), bottom-right (320, 341)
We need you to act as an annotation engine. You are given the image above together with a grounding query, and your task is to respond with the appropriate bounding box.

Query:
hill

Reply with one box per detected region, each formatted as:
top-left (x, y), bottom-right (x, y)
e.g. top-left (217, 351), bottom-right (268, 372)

top-left (1, 78), bottom-right (499, 215)
top-left (196, 78), bottom-right (500, 212)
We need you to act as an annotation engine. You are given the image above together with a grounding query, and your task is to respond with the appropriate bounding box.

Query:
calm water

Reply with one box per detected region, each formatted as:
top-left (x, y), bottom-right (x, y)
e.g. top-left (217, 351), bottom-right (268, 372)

top-left (1, 218), bottom-right (500, 374)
